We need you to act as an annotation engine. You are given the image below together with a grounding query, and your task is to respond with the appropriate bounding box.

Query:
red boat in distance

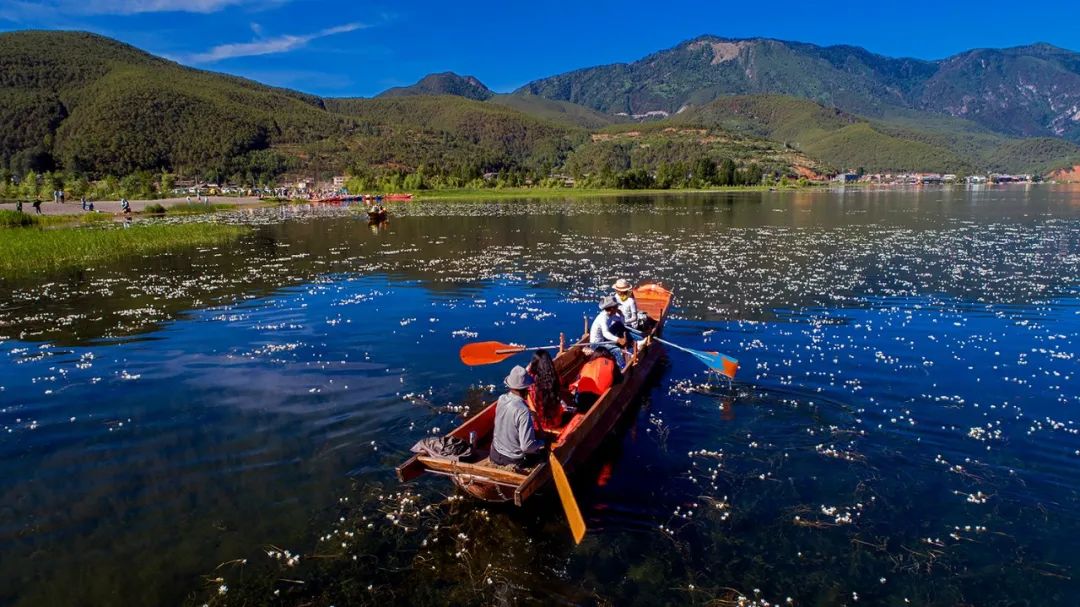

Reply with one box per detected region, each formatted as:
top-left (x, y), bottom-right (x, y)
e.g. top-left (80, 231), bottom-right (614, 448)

top-left (314, 193), bottom-right (413, 204)
top-left (313, 195), bottom-right (360, 204)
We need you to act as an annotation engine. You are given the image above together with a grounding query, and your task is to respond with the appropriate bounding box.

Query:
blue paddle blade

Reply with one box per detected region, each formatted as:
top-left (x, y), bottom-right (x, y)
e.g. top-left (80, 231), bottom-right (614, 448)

top-left (691, 350), bottom-right (739, 379)
top-left (641, 332), bottom-right (740, 378)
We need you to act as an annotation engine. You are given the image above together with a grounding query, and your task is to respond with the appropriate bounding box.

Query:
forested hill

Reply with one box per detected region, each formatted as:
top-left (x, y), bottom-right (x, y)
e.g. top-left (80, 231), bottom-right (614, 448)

top-left (0, 31), bottom-right (587, 183)
top-left (0, 30), bottom-right (346, 179)
top-left (518, 36), bottom-right (1080, 143)
top-left (1, 29), bottom-right (1079, 187)
top-left (377, 72), bottom-right (494, 100)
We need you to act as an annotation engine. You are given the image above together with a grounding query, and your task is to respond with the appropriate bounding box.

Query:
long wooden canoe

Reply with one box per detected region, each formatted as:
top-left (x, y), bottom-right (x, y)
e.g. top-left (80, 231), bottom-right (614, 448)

top-left (397, 283), bottom-right (673, 505)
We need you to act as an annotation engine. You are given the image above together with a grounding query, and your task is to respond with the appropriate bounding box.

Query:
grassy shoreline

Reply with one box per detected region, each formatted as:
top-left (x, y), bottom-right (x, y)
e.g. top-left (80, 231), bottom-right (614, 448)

top-left (0, 222), bottom-right (248, 278)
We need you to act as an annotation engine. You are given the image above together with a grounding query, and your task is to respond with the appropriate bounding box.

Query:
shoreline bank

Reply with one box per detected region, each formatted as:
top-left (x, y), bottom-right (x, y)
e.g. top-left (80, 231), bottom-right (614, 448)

top-left (0, 196), bottom-right (266, 217)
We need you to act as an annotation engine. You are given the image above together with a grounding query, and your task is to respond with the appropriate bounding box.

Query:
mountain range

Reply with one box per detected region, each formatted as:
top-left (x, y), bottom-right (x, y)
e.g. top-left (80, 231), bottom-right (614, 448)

top-left (518, 36), bottom-right (1080, 143)
top-left (2, 30), bottom-right (1079, 186)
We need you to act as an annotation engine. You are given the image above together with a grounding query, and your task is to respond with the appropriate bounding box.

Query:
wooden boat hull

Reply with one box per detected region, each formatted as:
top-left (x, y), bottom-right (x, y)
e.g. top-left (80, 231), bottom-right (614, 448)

top-left (367, 210), bottom-right (388, 222)
top-left (397, 284), bottom-right (673, 505)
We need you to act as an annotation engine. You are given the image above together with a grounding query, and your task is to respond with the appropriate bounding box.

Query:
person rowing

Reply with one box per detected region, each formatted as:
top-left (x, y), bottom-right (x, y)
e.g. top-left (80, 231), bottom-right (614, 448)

top-left (590, 295), bottom-right (628, 367)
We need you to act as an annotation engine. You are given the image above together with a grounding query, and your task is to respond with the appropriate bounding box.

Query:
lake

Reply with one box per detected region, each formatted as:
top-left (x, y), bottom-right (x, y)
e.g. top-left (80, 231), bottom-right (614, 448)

top-left (1, 187), bottom-right (1078, 606)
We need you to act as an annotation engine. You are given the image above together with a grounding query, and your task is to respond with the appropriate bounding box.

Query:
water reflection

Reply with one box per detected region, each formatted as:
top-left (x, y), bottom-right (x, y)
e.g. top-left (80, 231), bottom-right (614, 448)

top-left (0, 188), bottom-right (1077, 606)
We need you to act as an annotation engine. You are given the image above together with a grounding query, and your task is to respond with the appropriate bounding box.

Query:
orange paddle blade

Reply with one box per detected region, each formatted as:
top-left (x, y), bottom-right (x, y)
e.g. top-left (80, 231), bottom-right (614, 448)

top-left (459, 341), bottom-right (523, 366)
top-left (721, 355), bottom-right (739, 380)
top-left (549, 452), bottom-right (586, 544)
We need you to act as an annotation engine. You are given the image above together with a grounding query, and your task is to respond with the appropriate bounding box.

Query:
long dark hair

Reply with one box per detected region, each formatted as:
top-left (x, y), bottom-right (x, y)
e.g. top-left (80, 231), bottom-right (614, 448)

top-left (588, 348), bottom-right (616, 363)
top-left (528, 349), bottom-right (561, 426)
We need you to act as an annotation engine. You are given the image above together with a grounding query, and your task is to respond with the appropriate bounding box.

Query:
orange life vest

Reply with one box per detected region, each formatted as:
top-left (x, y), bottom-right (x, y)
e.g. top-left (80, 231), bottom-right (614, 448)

top-left (572, 357), bottom-right (615, 396)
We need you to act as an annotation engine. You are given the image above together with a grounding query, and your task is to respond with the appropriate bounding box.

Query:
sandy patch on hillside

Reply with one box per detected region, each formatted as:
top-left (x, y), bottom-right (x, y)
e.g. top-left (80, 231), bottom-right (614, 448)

top-left (688, 40), bottom-right (745, 64)
top-left (1047, 164), bottom-right (1080, 182)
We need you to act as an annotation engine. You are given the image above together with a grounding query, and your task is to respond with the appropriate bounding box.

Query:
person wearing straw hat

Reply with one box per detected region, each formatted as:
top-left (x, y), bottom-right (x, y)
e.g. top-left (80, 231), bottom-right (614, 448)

top-left (590, 295), bottom-right (628, 366)
top-left (490, 365), bottom-right (546, 468)
top-left (611, 278), bottom-right (642, 329)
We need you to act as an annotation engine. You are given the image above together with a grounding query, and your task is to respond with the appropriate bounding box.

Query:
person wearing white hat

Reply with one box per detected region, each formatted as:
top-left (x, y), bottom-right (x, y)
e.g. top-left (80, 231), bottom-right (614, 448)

top-left (490, 365), bottom-right (546, 468)
top-left (611, 279), bottom-right (642, 329)
top-left (590, 295), bottom-right (628, 366)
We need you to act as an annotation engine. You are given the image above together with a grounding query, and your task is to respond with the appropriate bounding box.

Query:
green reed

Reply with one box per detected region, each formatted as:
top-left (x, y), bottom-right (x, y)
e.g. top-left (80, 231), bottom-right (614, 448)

top-left (0, 222), bottom-right (248, 277)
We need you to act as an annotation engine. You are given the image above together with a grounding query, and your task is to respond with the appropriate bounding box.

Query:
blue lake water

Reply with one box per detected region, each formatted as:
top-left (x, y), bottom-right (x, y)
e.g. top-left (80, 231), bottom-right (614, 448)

top-left (1, 187), bottom-right (1078, 605)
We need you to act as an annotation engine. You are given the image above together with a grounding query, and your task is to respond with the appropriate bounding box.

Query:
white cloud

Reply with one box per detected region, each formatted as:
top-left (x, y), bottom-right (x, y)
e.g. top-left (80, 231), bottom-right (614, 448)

top-left (82, 0), bottom-right (253, 13)
top-left (0, 0), bottom-right (274, 19)
top-left (187, 22), bottom-right (365, 63)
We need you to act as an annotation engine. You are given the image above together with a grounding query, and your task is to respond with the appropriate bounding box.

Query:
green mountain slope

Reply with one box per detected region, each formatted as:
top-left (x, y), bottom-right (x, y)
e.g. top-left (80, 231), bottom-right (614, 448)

top-left (517, 37), bottom-right (934, 117)
top-left (374, 76), bottom-right (624, 130)
top-left (322, 95), bottom-right (584, 176)
top-left (564, 122), bottom-right (826, 186)
top-left (0, 30), bottom-right (347, 178)
top-left (918, 44), bottom-right (1080, 140)
top-left (518, 36), bottom-right (1080, 143)
top-left (673, 95), bottom-right (1080, 173)
top-left (487, 94), bottom-right (625, 129)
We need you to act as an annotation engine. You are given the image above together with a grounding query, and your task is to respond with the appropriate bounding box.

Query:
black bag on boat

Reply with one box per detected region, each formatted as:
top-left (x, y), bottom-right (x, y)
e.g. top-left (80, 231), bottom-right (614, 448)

top-left (410, 436), bottom-right (474, 461)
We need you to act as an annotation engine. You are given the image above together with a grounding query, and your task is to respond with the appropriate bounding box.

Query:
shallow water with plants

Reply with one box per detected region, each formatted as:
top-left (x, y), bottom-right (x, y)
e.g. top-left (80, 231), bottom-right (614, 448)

top-left (1, 187), bottom-right (1078, 606)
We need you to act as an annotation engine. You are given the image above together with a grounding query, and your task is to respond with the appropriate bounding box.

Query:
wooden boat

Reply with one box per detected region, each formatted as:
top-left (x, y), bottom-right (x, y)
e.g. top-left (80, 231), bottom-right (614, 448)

top-left (367, 209), bottom-right (388, 222)
top-left (397, 284), bottom-right (673, 504)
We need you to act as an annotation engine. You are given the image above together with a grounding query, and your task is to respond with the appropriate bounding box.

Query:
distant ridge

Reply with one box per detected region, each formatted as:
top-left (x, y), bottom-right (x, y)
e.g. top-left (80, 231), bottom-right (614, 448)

top-left (517, 35), bottom-right (1080, 143)
top-left (377, 72), bottom-right (494, 101)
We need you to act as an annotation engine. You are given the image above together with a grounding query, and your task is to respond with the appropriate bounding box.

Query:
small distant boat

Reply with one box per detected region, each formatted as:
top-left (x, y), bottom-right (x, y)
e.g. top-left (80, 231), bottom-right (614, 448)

top-left (314, 194), bottom-right (363, 204)
top-left (397, 283), bottom-right (673, 504)
top-left (384, 193), bottom-right (413, 201)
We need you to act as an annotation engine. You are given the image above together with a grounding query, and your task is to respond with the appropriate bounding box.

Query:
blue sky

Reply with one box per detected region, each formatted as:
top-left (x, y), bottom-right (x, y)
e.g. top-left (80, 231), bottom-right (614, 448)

top-left (1, 0), bottom-right (1076, 97)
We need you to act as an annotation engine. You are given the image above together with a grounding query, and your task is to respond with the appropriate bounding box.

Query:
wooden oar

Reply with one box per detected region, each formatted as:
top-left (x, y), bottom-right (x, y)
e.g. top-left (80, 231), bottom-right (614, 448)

top-left (549, 452), bottom-right (586, 544)
top-left (459, 340), bottom-right (617, 366)
top-left (628, 328), bottom-right (739, 379)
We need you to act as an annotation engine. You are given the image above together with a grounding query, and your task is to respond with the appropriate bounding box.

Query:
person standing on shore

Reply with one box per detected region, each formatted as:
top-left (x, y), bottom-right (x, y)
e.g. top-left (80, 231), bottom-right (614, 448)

top-left (32, 198), bottom-right (42, 215)
top-left (16, 200), bottom-right (22, 213)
